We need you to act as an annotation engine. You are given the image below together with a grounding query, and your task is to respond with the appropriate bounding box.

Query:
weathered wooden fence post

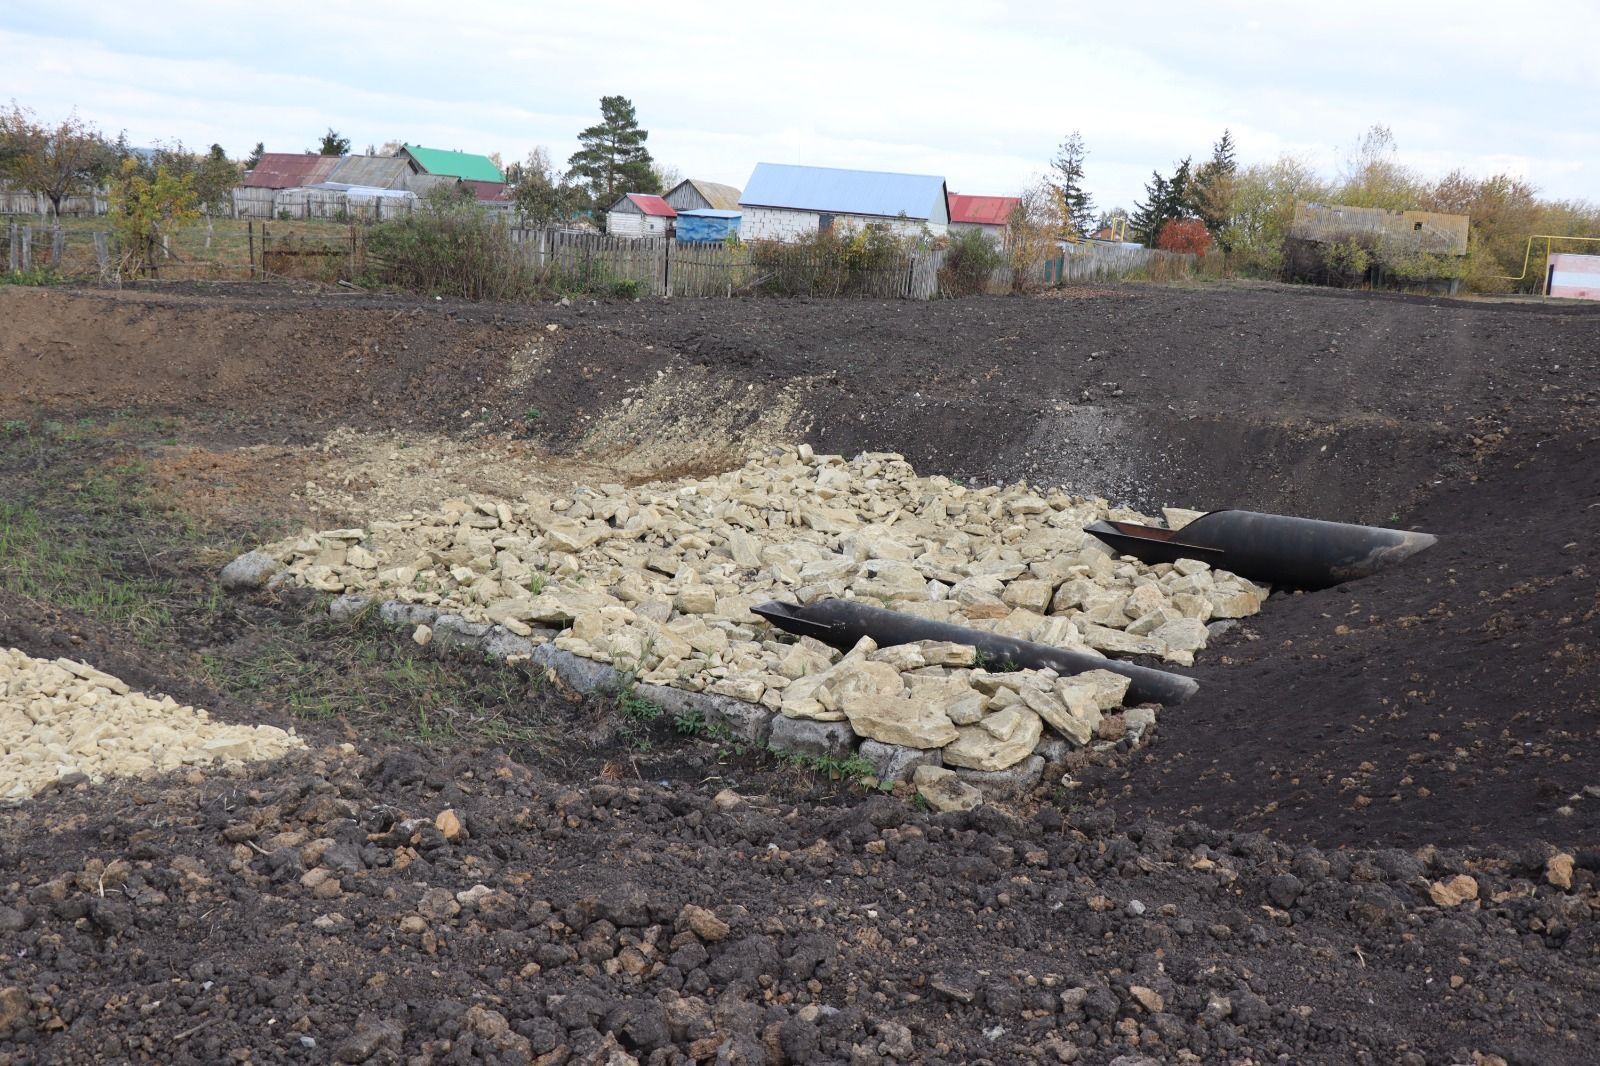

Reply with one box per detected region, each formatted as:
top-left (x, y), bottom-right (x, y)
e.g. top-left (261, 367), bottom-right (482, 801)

top-left (248, 220), bottom-right (255, 278)
top-left (51, 225), bottom-right (64, 265)
top-left (20, 224), bottom-right (32, 271)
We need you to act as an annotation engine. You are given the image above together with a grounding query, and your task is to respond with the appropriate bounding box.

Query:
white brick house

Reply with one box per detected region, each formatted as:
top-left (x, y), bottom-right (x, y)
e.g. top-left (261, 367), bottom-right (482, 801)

top-left (737, 163), bottom-right (949, 242)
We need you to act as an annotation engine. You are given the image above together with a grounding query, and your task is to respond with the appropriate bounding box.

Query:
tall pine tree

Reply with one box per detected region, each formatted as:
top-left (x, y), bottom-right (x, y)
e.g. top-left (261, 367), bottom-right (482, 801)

top-left (1191, 129), bottom-right (1238, 238)
top-left (1129, 171), bottom-right (1169, 245)
top-left (568, 95), bottom-right (658, 218)
top-left (1048, 131), bottom-right (1095, 238)
top-left (1130, 157), bottom-right (1192, 245)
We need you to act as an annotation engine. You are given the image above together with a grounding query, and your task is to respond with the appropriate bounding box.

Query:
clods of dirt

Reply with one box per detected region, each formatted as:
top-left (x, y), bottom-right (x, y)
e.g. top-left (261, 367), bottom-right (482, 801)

top-left (2, 748), bottom-right (1597, 1065)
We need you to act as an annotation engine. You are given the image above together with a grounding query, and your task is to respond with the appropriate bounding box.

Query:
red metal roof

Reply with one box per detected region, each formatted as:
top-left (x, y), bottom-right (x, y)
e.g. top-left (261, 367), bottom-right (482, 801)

top-left (949, 194), bottom-right (1021, 226)
top-left (243, 153), bottom-right (342, 189)
top-left (627, 193), bottom-right (677, 218)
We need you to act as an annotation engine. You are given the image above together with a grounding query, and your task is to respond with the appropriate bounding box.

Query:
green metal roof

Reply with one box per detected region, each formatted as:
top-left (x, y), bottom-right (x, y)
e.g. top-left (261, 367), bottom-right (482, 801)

top-left (401, 144), bottom-right (504, 183)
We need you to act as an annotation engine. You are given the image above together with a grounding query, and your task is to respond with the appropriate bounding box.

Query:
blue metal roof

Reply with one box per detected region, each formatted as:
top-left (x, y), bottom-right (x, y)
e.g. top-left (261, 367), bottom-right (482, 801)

top-left (739, 163), bottom-right (948, 221)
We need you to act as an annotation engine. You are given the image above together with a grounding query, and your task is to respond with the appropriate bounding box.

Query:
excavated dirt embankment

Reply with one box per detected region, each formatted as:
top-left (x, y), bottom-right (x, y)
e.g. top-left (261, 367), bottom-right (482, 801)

top-left (2, 282), bottom-right (1597, 849)
top-left (5, 282), bottom-right (1596, 518)
top-left (1, 282), bottom-right (1598, 1064)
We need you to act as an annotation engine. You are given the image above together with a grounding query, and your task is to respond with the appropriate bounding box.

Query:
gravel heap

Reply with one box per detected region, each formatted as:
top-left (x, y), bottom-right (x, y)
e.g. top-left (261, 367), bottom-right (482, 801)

top-left (243, 447), bottom-right (1267, 781)
top-left (0, 648), bottom-right (305, 802)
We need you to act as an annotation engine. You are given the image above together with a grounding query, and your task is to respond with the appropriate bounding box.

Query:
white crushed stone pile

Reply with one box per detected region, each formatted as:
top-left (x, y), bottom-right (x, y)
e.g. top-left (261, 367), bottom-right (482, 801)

top-left (1, 649), bottom-right (305, 802)
top-left (253, 447), bottom-right (1268, 772)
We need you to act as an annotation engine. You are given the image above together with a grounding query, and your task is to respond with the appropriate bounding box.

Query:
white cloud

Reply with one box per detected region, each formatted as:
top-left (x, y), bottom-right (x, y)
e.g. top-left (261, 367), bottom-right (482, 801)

top-left (2, 0), bottom-right (1595, 209)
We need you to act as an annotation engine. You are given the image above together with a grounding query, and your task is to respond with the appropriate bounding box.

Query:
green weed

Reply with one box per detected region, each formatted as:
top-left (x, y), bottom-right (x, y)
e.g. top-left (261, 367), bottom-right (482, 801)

top-left (0, 266), bottom-right (64, 287)
top-left (764, 745), bottom-right (876, 782)
top-left (0, 462), bottom-right (182, 639)
top-left (618, 686), bottom-right (665, 724)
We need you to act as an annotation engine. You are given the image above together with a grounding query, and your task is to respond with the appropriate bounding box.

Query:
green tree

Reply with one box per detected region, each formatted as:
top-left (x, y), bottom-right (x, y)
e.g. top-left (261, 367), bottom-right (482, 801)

top-left (107, 157), bottom-right (200, 277)
top-left (244, 141), bottom-right (265, 170)
top-left (0, 103), bottom-right (112, 217)
top-left (1129, 171), bottom-right (1168, 244)
top-left (1220, 154), bottom-right (1332, 276)
top-left (568, 95), bottom-right (658, 216)
top-left (194, 144), bottom-right (242, 213)
top-left (1191, 129), bottom-right (1238, 241)
top-left (512, 146), bottom-right (579, 227)
top-left (316, 128), bottom-right (350, 156)
top-left (1048, 131), bottom-right (1095, 238)
top-left (1130, 158), bottom-right (1191, 245)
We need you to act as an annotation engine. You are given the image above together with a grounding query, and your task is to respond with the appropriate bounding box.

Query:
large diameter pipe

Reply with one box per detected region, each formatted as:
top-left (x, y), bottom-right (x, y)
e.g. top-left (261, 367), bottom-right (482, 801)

top-left (750, 598), bottom-right (1198, 706)
top-left (1084, 510), bottom-right (1437, 590)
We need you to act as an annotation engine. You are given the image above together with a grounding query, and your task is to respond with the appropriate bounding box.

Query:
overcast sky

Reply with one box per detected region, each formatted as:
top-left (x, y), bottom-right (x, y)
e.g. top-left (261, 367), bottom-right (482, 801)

top-left (4, 0), bottom-right (1596, 210)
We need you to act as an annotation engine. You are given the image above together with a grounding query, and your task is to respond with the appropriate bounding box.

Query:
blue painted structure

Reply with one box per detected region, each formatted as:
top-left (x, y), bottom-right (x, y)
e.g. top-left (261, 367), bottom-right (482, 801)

top-left (739, 163), bottom-right (949, 222)
top-left (675, 209), bottom-right (741, 243)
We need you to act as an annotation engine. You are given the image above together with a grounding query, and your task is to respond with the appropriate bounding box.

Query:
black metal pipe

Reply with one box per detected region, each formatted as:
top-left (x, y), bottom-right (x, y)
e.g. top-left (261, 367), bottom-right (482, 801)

top-left (1084, 510), bottom-right (1436, 590)
top-left (750, 598), bottom-right (1198, 706)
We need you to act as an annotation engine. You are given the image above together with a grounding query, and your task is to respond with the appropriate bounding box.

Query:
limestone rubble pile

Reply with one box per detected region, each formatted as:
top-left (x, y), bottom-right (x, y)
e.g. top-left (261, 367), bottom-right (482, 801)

top-left (253, 447), bottom-right (1268, 776)
top-left (1, 649), bottom-right (305, 802)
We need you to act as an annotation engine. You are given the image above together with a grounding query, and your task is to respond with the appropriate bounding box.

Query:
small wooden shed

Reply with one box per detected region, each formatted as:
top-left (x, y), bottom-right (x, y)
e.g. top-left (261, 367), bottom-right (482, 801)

top-left (606, 193), bottom-right (677, 237)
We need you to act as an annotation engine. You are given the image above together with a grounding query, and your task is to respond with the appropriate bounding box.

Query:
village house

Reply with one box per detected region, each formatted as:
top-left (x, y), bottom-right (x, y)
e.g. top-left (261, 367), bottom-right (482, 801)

top-left (737, 163), bottom-right (949, 242)
top-left (398, 144), bottom-right (509, 203)
top-left (243, 147), bottom-right (510, 208)
top-left (605, 193), bottom-right (677, 237)
top-left (947, 194), bottom-right (1021, 244)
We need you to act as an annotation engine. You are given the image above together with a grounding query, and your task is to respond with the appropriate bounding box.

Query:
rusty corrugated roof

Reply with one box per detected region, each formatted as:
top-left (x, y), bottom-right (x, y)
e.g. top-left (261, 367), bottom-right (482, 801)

top-left (949, 194), bottom-right (1021, 226)
top-left (243, 153), bottom-right (341, 189)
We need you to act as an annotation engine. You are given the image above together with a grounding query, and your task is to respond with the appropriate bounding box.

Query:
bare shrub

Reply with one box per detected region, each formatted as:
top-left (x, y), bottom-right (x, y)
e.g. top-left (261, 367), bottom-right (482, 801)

top-left (364, 186), bottom-right (537, 300)
top-left (939, 228), bottom-right (1004, 296)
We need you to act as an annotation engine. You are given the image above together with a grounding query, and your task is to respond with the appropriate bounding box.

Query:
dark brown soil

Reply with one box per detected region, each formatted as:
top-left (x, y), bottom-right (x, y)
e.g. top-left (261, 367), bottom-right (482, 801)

top-left (3, 280), bottom-right (1599, 1064)
top-left (1108, 427), bottom-right (1600, 849)
top-left (6, 283), bottom-right (1596, 517)
top-left (4, 745), bottom-right (1598, 1065)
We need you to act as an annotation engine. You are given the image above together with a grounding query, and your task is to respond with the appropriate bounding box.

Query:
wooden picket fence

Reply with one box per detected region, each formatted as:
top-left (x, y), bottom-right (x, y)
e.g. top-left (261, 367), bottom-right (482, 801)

top-left (0, 189), bottom-right (108, 217)
top-left (2, 222), bottom-right (116, 279)
top-left (507, 228), bottom-right (945, 300)
top-left (2, 213), bottom-right (1195, 299)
